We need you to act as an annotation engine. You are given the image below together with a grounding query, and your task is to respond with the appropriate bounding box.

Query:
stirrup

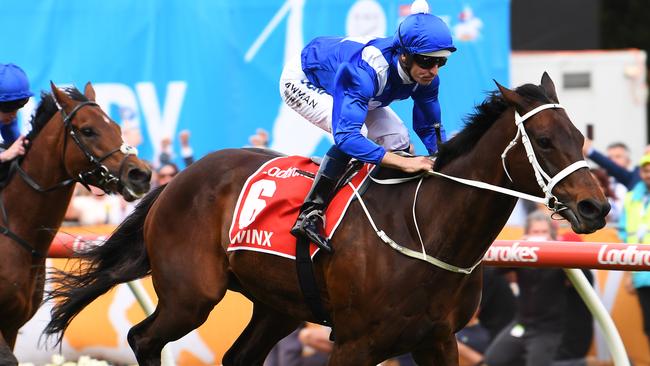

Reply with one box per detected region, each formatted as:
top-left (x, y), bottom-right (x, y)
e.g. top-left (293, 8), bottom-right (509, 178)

top-left (293, 211), bottom-right (333, 253)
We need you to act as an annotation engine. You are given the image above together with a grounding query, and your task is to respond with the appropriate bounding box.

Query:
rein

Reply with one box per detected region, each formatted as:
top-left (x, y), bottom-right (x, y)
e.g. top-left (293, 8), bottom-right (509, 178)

top-left (359, 103), bottom-right (588, 274)
top-left (0, 100), bottom-right (138, 258)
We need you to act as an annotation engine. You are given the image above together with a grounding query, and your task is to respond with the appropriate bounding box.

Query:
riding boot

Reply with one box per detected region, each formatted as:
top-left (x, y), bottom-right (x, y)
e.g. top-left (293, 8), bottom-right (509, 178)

top-left (291, 146), bottom-right (351, 253)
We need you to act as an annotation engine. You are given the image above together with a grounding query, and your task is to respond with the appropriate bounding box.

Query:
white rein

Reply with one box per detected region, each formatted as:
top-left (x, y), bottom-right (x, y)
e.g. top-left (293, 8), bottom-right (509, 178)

top-left (353, 103), bottom-right (589, 274)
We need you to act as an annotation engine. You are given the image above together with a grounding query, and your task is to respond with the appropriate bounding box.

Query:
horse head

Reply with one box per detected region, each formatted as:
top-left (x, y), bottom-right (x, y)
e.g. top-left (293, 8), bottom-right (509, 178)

top-left (496, 72), bottom-right (609, 233)
top-left (50, 82), bottom-right (151, 201)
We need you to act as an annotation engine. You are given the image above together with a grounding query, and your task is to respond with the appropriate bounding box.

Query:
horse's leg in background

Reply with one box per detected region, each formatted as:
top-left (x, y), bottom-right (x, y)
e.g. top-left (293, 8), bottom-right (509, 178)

top-left (411, 334), bottom-right (459, 366)
top-left (127, 213), bottom-right (230, 365)
top-left (127, 263), bottom-right (228, 366)
top-left (222, 302), bottom-right (301, 366)
top-left (0, 330), bottom-right (19, 366)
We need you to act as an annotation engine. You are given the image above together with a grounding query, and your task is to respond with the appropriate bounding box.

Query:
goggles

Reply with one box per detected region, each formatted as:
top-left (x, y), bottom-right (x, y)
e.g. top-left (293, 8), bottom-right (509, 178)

top-left (0, 98), bottom-right (29, 113)
top-left (412, 54), bottom-right (447, 69)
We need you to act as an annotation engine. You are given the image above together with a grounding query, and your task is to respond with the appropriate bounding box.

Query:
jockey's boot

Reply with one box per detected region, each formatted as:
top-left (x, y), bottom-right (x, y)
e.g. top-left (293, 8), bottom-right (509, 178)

top-left (291, 145), bottom-right (351, 253)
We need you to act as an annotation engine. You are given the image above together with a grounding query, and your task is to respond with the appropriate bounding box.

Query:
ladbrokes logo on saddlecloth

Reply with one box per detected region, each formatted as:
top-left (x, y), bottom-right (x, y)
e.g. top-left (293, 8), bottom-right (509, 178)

top-left (598, 245), bottom-right (650, 266)
top-left (483, 242), bottom-right (540, 262)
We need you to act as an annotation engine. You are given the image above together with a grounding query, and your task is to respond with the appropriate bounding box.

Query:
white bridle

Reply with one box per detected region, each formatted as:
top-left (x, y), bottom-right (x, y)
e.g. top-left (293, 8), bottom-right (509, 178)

top-left (427, 103), bottom-right (589, 214)
top-left (352, 103), bottom-right (590, 274)
top-left (500, 103), bottom-right (589, 212)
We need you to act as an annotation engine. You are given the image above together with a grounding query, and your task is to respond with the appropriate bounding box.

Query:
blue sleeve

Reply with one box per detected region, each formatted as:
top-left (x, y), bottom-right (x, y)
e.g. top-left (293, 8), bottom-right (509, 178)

top-left (0, 118), bottom-right (20, 145)
top-left (588, 149), bottom-right (637, 190)
top-left (412, 77), bottom-right (445, 154)
top-left (331, 62), bottom-right (386, 164)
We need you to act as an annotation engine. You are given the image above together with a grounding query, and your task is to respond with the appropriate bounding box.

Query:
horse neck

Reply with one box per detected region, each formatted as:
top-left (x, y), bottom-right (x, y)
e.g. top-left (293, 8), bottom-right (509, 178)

top-left (2, 116), bottom-right (76, 254)
top-left (419, 110), bottom-right (522, 268)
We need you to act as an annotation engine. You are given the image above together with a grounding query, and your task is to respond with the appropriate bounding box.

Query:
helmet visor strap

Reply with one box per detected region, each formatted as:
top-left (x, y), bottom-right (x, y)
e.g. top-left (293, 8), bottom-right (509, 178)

top-left (0, 98), bottom-right (29, 113)
top-left (412, 54), bottom-right (447, 69)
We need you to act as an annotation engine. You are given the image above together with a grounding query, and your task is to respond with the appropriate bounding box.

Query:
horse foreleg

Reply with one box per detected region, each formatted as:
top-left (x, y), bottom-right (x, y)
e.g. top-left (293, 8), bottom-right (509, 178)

top-left (0, 331), bottom-right (18, 366)
top-left (222, 302), bottom-right (300, 366)
top-left (411, 334), bottom-right (459, 366)
top-left (127, 259), bottom-right (229, 365)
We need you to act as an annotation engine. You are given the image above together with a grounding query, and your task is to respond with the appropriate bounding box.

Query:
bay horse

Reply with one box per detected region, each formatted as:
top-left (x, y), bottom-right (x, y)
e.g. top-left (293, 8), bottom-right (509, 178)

top-left (0, 82), bottom-right (151, 365)
top-left (45, 73), bottom-right (609, 366)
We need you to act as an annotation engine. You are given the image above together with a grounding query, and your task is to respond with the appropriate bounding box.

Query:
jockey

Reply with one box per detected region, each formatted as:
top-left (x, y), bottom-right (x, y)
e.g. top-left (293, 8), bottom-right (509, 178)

top-left (0, 63), bottom-right (32, 163)
top-left (280, 2), bottom-right (455, 252)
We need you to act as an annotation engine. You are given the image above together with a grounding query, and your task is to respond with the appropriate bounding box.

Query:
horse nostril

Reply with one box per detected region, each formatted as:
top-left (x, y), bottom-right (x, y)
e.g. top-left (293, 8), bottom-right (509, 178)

top-left (128, 167), bottom-right (152, 185)
top-left (577, 199), bottom-right (609, 220)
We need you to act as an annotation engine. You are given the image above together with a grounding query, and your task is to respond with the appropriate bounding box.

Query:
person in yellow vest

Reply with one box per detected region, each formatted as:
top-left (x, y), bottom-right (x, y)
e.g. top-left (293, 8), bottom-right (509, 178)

top-left (620, 154), bottom-right (650, 348)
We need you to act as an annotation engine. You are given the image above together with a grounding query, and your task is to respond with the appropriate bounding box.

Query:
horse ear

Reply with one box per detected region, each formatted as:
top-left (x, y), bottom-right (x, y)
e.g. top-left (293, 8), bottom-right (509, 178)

top-left (540, 72), bottom-right (559, 103)
top-left (493, 79), bottom-right (525, 109)
top-left (84, 82), bottom-right (96, 102)
top-left (50, 81), bottom-right (74, 111)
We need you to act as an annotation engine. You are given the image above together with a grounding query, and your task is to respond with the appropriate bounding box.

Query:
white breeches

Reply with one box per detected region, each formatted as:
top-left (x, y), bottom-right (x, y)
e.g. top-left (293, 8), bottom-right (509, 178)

top-left (279, 55), bottom-right (410, 151)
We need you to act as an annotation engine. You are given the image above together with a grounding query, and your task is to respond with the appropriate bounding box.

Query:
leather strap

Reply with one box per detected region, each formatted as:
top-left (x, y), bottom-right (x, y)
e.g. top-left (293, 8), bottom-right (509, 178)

top-left (295, 236), bottom-right (332, 326)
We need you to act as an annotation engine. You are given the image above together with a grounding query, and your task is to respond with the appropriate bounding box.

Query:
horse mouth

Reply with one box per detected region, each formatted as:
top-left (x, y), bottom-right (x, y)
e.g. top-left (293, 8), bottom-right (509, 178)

top-left (117, 181), bottom-right (149, 202)
top-left (559, 207), bottom-right (607, 234)
top-left (113, 181), bottom-right (149, 202)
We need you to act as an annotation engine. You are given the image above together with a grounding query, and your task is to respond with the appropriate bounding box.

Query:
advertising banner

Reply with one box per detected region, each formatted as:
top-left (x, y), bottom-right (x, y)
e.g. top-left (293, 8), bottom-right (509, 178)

top-left (2, 0), bottom-right (509, 166)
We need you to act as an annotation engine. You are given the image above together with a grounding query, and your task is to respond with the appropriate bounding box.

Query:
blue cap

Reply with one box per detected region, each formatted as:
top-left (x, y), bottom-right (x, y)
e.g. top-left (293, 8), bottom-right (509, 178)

top-left (393, 13), bottom-right (456, 55)
top-left (0, 63), bottom-right (34, 102)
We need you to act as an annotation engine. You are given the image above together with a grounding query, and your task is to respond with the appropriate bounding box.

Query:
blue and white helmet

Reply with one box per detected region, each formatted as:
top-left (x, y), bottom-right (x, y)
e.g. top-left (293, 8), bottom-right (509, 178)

top-left (0, 63), bottom-right (33, 102)
top-left (393, 3), bottom-right (456, 57)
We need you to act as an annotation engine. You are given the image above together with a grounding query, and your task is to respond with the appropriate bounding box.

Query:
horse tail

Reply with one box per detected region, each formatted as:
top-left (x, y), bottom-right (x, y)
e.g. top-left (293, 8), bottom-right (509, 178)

top-left (44, 184), bottom-right (165, 343)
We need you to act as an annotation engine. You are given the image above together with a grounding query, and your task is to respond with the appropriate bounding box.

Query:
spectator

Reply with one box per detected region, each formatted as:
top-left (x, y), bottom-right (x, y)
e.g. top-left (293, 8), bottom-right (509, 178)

top-left (483, 210), bottom-right (568, 366)
top-left (158, 130), bottom-right (195, 169)
top-left (158, 136), bottom-right (173, 167)
top-left (583, 139), bottom-right (639, 191)
top-left (248, 128), bottom-right (270, 148)
top-left (0, 63), bottom-right (32, 166)
top-left (119, 106), bottom-right (143, 149)
top-left (479, 266), bottom-right (517, 342)
top-left (590, 168), bottom-right (621, 223)
top-left (178, 129), bottom-right (194, 166)
top-left (155, 162), bottom-right (179, 187)
top-left (620, 154), bottom-right (650, 351)
top-left (457, 310), bottom-right (492, 366)
top-left (264, 323), bottom-right (329, 366)
top-left (551, 270), bottom-right (595, 366)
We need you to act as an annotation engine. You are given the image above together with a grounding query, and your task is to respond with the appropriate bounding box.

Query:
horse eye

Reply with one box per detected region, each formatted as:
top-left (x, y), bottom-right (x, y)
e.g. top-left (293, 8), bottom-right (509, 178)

top-left (536, 137), bottom-right (552, 149)
top-left (80, 127), bottom-right (96, 137)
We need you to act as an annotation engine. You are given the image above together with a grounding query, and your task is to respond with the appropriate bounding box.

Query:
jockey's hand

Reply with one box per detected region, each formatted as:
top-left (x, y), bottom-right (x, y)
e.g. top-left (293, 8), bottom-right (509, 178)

top-left (0, 135), bottom-right (28, 163)
top-left (380, 152), bottom-right (434, 173)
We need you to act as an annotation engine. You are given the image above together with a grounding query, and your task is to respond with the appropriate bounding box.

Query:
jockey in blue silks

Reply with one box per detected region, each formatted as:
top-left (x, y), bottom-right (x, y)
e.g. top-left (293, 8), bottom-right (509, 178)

top-left (0, 63), bottom-right (32, 163)
top-left (279, 8), bottom-right (456, 252)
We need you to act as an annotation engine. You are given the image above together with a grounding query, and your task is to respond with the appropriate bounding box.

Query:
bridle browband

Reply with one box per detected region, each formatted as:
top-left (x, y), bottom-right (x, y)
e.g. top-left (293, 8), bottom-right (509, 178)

top-left (354, 103), bottom-right (589, 274)
top-left (0, 99), bottom-right (138, 258)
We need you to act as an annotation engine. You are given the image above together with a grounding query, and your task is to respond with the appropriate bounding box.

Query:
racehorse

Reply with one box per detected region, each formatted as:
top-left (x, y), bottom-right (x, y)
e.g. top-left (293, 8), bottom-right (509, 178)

top-left (45, 73), bottom-right (609, 366)
top-left (0, 82), bottom-right (151, 365)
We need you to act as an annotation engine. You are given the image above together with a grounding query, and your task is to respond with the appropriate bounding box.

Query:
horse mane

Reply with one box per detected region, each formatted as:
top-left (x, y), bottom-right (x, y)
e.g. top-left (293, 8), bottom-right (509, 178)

top-left (26, 87), bottom-right (89, 142)
top-left (434, 83), bottom-right (553, 170)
